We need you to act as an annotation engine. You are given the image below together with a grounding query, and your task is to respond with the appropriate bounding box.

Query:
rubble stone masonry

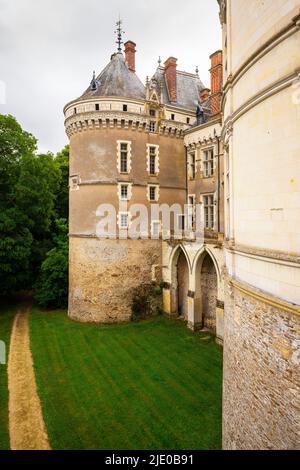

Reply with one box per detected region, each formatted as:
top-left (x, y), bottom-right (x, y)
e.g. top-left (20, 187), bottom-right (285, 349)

top-left (69, 237), bottom-right (161, 323)
top-left (223, 278), bottom-right (300, 450)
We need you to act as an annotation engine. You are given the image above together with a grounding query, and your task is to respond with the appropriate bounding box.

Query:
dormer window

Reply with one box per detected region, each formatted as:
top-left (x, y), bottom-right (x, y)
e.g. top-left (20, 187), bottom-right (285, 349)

top-left (123, 104), bottom-right (128, 112)
top-left (150, 109), bottom-right (156, 117)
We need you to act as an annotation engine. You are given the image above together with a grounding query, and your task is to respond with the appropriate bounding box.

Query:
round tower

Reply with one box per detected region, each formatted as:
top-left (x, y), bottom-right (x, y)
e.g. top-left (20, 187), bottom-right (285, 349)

top-left (63, 26), bottom-right (200, 323)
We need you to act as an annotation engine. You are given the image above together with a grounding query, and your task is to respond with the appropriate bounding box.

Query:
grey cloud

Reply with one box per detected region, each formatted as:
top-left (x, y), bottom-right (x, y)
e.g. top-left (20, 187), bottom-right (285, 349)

top-left (0, 0), bottom-right (221, 154)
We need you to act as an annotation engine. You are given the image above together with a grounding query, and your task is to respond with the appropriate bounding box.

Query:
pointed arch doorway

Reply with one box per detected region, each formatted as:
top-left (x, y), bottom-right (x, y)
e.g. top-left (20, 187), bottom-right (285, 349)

top-left (195, 251), bottom-right (218, 332)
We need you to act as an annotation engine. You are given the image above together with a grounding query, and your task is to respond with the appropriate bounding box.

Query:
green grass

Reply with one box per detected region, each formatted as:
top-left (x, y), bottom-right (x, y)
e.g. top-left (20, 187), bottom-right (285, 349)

top-left (0, 301), bottom-right (15, 450)
top-left (30, 309), bottom-right (223, 450)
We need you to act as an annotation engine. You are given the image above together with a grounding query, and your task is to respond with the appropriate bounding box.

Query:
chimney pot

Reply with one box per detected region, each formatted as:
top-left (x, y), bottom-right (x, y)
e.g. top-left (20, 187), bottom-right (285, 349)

top-left (209, 50), bottom-right (223, 115)
top-left (164, 57), bottom-right (177, 103)
top-left (124, 40), bottom-right (136, 72)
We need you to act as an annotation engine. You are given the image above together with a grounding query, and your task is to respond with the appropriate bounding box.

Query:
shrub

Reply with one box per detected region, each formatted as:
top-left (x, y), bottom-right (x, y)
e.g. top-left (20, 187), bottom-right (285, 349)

top-left (131, 283), bottom-right (162, 321)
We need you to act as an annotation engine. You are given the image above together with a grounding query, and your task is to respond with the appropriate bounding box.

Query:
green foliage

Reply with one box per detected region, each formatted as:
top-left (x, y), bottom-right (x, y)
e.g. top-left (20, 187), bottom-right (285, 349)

top-left (0, 113), bottom-right (69, 304)
top-left (34, 219), bottom-right (68, 308)
top-left (54, 145), bottom-right (69, 220)
top-left (131, 283), bottom-right (162, 321)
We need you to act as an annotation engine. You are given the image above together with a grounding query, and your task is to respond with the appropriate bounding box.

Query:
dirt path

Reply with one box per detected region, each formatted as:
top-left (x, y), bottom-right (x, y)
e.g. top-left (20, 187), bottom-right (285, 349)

top-left (8, 304), bottom-right (51, 450)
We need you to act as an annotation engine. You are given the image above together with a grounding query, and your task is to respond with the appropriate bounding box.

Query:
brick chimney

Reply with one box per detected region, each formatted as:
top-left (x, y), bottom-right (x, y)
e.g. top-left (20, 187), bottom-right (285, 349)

top-left (210, 50), bottom-right (223, 115)
top-left (164, 57), bottom-right (177, 103)
top-left (124, 41), bottom-right (136, 72)
top-left (200, 88), bottom-right (211, 103)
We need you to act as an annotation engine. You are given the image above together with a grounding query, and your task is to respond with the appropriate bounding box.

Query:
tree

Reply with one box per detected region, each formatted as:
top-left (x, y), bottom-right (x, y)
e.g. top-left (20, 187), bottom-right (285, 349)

top-left (54, 145), bottom-right (69, 220)
top-left (34, 219), bottom-right (68, 308)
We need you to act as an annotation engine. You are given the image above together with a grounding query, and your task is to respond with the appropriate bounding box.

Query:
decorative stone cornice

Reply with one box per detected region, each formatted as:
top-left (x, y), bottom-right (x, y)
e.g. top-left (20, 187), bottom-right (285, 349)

top-left (64, 111), bottom-right (186, 139)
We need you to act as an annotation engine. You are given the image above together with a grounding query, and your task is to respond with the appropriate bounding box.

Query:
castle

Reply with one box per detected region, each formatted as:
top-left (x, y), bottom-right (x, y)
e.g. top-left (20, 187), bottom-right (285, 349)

top-left (64, 0), bottom-right (300, 450)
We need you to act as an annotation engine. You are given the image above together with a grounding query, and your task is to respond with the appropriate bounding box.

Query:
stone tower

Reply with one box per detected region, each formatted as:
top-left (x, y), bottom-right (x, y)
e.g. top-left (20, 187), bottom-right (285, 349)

top-left (64, 25), bottom-right (206, 323)
top-left (218, 0), bottom-right (300, 450)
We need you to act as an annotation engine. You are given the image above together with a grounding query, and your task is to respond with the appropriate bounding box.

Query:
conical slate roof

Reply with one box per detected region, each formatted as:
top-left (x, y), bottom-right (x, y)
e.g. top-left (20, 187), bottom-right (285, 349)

top-left (81, 52), bottom-right (145, 100)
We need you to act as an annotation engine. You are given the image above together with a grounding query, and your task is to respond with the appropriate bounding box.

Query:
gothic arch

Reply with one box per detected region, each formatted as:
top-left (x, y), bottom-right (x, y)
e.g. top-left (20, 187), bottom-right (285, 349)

top-left (194, 248), bottom-right (219, 333)
top-left (191, 246), bottom-right (221, 285)
top-left (169, 244), bottom-right (192, 274)
top-left (169, 245), bottom-right (191, 317)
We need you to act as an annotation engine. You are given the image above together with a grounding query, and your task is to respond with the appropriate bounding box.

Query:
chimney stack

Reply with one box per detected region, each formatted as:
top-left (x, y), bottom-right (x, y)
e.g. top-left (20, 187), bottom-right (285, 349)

top-left (210, 50), bottom-right (223, 115)
top-left (124, 41), bottom-right (136, 72)
top-left (164, 57), bottom-right (177, 103)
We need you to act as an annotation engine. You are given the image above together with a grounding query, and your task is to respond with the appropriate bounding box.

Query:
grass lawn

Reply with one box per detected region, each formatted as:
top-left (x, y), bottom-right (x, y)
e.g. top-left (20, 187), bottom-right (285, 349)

top-left (0, 302), bottom-right (15, 450)
top-left (30, 308), bottom-right (223, 450)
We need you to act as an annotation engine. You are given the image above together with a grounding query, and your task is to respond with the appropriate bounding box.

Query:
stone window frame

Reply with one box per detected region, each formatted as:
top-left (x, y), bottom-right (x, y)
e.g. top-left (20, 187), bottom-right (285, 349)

top-left (118, 211), bottom-right (131, 229)
top-left (151, 220), bottom-right (161, 239)
top-left (177, 213), bottom-right (186, 231)
top-left (201, 192), bottom-right (216, 230)
top-left (146, 144), bottom-right (160, 176)
top-left (149, 121), bottom-right (156, 133)
top-left (117, 140), bottom-right (132, 174)
top-left (117, 182), bottom-right (133, 201)
top-left (147, 184), bottom-right (160, 202)
top-left (187, 150), bottom-right (196, 180)
top-left (202, 147), bottom-right (215, 178)
top-left (187, 194), bottom-right (196, 230)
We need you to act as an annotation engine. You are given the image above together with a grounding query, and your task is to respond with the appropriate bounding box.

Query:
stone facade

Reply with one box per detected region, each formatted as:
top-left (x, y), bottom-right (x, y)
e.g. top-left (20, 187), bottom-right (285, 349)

top-left (223, 279), bottom-right (300, 450)
top-left (219, 0), bottom-right (300, 450)
top-left (69, 237), bottom-right (161, 323)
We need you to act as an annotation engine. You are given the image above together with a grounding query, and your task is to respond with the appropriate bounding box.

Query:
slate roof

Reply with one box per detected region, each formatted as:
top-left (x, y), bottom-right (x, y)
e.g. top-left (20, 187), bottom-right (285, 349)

top-left (80, 52), bottom-right (146, 101)
top-left (151, 66), bottom-right (206, 111)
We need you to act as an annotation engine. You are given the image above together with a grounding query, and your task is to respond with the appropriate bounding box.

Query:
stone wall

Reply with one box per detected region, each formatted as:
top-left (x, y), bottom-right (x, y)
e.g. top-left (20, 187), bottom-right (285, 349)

top-left (177, 251), bottom-right (189, 317)
top-left (223, 279), bottom-right (300, 450)
top-left (69, 237), bottom-right (161, 323)
top-left (201, 254), bottom-right (217, 332)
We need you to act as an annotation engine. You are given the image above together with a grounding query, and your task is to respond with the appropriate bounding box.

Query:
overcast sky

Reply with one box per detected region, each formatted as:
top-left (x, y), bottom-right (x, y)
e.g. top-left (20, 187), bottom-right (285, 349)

top-left (0, 0), bottom-right (221, 154)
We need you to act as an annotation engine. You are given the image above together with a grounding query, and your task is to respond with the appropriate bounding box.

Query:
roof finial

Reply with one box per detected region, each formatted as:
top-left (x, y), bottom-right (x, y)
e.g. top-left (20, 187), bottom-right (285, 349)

top-left (158, 56), bottom-right (162, 67)
top-left (195, 66), bottom-right (199, 75)
top-left (115, 17), bottom-right (125, 53)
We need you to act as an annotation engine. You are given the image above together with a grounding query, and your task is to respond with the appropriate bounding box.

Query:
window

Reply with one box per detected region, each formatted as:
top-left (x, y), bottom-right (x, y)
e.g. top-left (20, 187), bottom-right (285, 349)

top-left (117, 141), bottom-right (132, 174)
top-left (171, 114), bottom-right (175, 121)
top-left (150, 109), bottom-right (156, 117)
top-left (95, 104), bottom-right (100, 111)
top-left (120, 185), bottom-right (128, 200)
top-left (178, 214), bottom-right (185, 231)
top-left (188, 152), bottom-right (196, 179)
top-left (119, 212), bottom-right (129, 229)
top-left (188, 195), bottom-right (195, 229)
top-left (203, 149), bottom-right (214, 177)
top-left (74, 107), bottom-right (77, 114)
top-left (123, 104), bottom-right (128, 112)
top-left (149, 147), bottom-right (157, 175)
top-left (120, 143), bottom-right (128, 173)
top-left (149, 121), bottom-right (156, 133)
top-left (147, 144), bottom-right (159, 176)
top-left (149, 186), bottom-right (157, 201)
top-left (204, 195), bottom-right (214, 229)
top-left (186, 117), bottom-right (190, 124)
top-left (151, 221), bottom-right (160, 238)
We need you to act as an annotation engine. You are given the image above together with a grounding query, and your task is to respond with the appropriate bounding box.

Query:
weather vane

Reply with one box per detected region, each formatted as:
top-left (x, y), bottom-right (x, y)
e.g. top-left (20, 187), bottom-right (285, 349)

top-left (115, 17), bottom-right (125, 53)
